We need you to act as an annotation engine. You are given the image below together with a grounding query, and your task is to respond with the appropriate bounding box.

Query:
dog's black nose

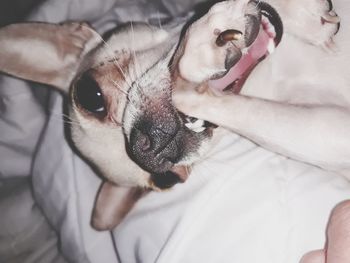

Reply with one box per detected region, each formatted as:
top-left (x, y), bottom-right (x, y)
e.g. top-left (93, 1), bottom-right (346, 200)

top-left (129, 116), bottom-right (184, 174)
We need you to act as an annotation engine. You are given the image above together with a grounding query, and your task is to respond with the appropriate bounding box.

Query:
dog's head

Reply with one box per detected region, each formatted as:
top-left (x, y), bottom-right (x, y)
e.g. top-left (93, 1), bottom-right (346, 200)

top-left (68, 22), bottom-right (217, 190)
top-left (0, 21), bottom-right (214, 186)
top-left (0, 0), bottom-right (287, 230)
top-left (0, 20), bottom-right (218, 229)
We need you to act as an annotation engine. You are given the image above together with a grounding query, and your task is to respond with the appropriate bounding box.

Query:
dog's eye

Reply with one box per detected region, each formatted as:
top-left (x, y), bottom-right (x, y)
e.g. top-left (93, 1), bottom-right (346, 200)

top-left (74, 73), bottom-right (106, 117)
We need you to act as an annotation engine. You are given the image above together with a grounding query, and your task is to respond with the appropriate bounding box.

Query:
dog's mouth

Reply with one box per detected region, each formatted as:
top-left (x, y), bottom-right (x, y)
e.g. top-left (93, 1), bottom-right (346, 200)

top-left (209, 1), bottom-right (283, 93)
top-left (129, 113), bottom-right (213, 190)
top-left (147, 113), bottom-right (217, 190)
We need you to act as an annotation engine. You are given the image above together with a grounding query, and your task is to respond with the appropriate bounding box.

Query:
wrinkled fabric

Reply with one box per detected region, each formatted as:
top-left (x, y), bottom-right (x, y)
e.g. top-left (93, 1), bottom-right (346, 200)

top-left (113, 132), bottom-right (350, 263)
top-left (0, 177), bottom-right (67, 263)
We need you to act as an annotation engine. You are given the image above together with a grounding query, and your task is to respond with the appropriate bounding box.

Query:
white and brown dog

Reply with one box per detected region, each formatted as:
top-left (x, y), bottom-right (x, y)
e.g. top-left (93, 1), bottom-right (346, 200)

top-left (0, 0), bottom-right (348, 259)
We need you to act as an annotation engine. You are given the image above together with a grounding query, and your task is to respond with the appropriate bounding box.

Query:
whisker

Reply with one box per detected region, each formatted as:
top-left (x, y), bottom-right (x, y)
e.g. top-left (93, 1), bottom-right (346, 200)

top-left (109, 79), bottom-right (128, 96)
top-left (107, 77), bottom-right (140, 113)
top-left (129, 21), bottom-right (145, 96)
top-left (130, 21), bottom-right (141, 79)
top-left (49, 111), bottom-right (80, 124)
top-left (77, 23), bottom-right (134, 89)
top-left (78, 23), bottom-right (145, 114)
top-left (157, 11), bottom-right (164, 31)
top-left (48, 107), bottom-right (140, 141)
top-left (49, 114), bottom-right (81, 127)
top-left (62, 120), bottom-right (82, 128)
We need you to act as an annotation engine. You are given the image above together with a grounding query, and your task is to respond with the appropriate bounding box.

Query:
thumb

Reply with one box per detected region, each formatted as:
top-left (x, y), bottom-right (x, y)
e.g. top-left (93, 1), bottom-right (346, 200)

top-left (299, 250), bottom-right (325, 263)
top-left (326, 200), bottom-right (350, 263)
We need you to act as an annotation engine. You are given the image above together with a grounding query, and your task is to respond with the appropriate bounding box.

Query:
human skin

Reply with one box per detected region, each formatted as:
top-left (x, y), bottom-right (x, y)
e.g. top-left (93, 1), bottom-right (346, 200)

top-left (300, 200), bottom-right (350, 263)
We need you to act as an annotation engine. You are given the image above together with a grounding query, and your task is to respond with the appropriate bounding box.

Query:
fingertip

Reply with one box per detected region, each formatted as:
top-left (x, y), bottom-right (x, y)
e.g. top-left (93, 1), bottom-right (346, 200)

top-left (299, 250), bottom-right (325, 263)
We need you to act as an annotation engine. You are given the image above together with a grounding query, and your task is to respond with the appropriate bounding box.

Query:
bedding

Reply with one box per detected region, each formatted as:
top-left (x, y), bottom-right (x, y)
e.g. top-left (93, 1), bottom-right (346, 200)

top-left (0, 0), bottom-right (350, 262)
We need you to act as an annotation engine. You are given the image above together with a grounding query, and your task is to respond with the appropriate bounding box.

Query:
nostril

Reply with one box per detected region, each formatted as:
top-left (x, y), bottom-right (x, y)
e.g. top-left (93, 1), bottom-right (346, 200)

top-left (138, 131), bottom-right (151, 152)
top-left (129, 115), bottom-right (184, 173)
top-left (133, 128), bottom-right (152, 152)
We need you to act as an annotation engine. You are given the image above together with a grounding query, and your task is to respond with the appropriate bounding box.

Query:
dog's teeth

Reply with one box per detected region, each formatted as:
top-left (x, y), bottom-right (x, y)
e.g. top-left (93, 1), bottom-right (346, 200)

top-left (267, 39), bottom-right (275, 54)
top-left (241, 47), bottom-right (249, 54)
top-left (193, 119), bottom-right (205, 126)
top-left (185, 119), bottom-right (206, 133)
top-left (189, 126), bottom-right (206, 133)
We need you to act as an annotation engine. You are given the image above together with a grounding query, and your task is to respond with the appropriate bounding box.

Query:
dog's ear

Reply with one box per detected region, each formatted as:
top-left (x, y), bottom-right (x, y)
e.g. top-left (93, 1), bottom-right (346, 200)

top-left (91, 182), bottom-right (147, 231)
top-left (0, 22), bottom-right (101, 92)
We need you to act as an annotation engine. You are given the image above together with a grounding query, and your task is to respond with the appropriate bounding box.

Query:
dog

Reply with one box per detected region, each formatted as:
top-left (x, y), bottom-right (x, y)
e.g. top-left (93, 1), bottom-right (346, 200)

top-left (0, 0), bottom-right (345, 239)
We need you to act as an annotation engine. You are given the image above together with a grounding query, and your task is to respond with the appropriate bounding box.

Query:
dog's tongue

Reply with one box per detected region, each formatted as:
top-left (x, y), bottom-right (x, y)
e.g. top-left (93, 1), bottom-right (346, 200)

top-left (208, 26), bottom-right (273, 92)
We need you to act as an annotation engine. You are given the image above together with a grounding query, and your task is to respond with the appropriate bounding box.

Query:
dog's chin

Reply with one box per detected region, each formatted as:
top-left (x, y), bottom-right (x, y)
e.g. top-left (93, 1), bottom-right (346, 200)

top-left (148, 165), bottom-right (190, 190)
top-left (209, 1), bottom-right (283, 94)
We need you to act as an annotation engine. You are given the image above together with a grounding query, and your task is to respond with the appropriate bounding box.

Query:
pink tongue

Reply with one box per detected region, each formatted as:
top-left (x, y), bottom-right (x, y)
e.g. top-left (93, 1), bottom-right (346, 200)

top-left (209, 27), bottom-right (271, 91)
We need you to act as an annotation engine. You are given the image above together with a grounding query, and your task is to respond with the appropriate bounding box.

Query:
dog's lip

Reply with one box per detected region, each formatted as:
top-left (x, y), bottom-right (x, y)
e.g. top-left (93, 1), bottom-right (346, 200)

top-left (151, 165), bottom-right (191, 190)
top-left (171, 165), bottom-right (191, 182)
top-left (255, 1), bottom-right (283, 46)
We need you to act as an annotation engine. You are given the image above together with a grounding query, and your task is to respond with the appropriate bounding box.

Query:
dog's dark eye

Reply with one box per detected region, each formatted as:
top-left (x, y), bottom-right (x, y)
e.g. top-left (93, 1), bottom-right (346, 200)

top-left (74, 73), bottom-right (106, 117)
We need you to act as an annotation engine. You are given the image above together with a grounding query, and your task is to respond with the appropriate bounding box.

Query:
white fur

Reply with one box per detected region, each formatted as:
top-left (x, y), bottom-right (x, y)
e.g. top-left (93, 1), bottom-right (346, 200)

top-left (174, 0), bottom-right (350, 175)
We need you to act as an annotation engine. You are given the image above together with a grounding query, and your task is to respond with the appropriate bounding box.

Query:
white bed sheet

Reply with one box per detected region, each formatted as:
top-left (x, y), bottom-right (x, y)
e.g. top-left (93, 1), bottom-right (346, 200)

top-left (113, 132), bottom-right (350, 263)
top-left (1, 0), bottom-right (349, 262)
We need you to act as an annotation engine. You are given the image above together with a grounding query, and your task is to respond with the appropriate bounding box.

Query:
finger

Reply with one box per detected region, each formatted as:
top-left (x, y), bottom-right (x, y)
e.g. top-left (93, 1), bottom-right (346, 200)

top-left (299, 250), bottom-right (325, 263)
top-left (326, 200), bottom-right (350, 263)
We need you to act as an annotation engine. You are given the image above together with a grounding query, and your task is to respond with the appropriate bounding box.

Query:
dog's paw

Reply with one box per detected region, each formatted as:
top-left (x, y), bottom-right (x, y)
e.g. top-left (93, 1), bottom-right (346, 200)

top-left (173, 85), bottom-right (210, 120)
top-left (177, 0), bottom-right (260, 84)
top-left (280, 0), bottom-right (340, 48)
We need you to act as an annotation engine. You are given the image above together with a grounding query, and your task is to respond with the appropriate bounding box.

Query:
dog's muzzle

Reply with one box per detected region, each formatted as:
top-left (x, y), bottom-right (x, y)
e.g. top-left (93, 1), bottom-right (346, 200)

top-left (127, 104), bottom-right (208, 189)
top-left (129, 113), bottom-right (183, 174)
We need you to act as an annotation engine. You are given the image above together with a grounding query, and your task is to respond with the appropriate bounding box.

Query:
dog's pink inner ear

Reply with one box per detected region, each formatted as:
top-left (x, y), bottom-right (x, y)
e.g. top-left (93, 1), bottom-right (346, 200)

top-left (0, 22), bottom-right (100, 92)
top-left (91, 182), bottom-right (147, 231)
